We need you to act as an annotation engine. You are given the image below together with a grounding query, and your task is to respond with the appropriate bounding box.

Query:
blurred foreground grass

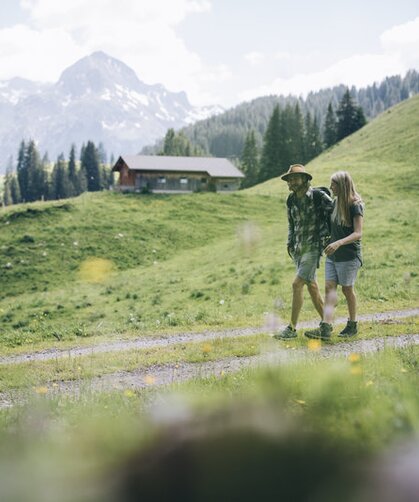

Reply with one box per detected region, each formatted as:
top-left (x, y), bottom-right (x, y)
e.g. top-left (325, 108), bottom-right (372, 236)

top-left (1, 345), bottom-right (418, 501)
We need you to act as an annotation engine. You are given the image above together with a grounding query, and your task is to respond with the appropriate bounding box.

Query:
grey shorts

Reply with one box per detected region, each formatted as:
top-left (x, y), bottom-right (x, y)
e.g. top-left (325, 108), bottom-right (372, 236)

top-left (294, 250), bottom-right (320, 283)
top-left (325, 257), bottom-right (361, 286)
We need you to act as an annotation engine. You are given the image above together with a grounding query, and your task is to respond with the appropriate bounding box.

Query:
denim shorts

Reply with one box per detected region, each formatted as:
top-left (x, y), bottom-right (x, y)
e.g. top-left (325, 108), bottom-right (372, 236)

top-left (294, 250), bottom-right (320, 283)
top-left (325, 257), bottom-right (361, 286)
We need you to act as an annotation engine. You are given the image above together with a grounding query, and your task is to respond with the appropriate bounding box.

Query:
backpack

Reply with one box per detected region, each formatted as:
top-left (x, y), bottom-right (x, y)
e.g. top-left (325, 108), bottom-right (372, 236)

top-left (311, 187), bottom-right (332, 235)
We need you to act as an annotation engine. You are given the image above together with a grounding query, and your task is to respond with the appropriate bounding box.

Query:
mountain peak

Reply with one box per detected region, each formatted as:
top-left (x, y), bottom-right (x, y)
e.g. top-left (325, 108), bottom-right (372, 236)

top-left (0, 51), bottom-right (222, 171)
top-left (57, 51), bottom-right (144, 96)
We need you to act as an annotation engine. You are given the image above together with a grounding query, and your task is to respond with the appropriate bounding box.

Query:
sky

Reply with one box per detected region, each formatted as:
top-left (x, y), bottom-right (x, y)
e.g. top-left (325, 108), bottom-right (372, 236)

top-left (0, 0), bottom-right (418, 107)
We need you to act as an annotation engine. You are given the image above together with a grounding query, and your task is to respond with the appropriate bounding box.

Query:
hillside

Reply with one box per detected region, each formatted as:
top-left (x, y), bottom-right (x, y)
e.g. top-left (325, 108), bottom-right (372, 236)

top-left (1, 73), bottom-right (419, 502)
top-left (249, 93), bottom-right (419, 198)
top-left (0, 95), bottom-right (418, 349)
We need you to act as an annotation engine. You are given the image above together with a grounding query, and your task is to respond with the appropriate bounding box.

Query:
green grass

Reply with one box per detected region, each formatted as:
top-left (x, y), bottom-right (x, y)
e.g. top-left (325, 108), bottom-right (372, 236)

top-left (1, 86), bottom-right (419, 502)
top-left (1, 84), bottom-right (419, 502)
top-left (0, 190), bottom-right (416, 351)
top-left (1, 97), bottom-right (418, 351)
top-left (0, 345), bottom-right (418, 501)
top-left (1, 99), bottom-right (418, 351)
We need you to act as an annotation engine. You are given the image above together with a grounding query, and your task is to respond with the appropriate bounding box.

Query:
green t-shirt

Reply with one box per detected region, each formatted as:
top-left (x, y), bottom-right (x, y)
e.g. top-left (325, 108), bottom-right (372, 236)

top-left (330, 201), bottom-right (364, 264)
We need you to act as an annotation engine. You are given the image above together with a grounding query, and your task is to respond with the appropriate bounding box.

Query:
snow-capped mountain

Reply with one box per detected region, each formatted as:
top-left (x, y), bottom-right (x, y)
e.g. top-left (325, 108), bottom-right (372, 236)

top-left (0, 51), bottom-right (223, 172)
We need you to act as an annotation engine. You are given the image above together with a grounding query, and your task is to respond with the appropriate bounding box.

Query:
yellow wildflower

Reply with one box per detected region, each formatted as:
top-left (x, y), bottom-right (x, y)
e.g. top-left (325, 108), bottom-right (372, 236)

top-left (307, 339), bottom-right (322, 352)
top-left (348, 353), bottom-right (361, 363)
top-left (34, 386), bottom-right (48, 394)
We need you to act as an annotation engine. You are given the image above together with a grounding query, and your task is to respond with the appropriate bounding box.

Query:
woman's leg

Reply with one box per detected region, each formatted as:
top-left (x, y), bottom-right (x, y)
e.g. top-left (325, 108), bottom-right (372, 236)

top-left (324, 280), bottom-right (338, 324)
top-left (342, 285), bottom-right (357, 321)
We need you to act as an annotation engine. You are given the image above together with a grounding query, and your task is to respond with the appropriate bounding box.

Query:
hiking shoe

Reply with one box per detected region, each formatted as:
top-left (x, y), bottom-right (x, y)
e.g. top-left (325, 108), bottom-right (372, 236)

top-left (273, 325), bottom-right (297, 340)
top-left (338, 320), bottom-right (358, 337)
top-left (305, 322), bottom-right (332, 341)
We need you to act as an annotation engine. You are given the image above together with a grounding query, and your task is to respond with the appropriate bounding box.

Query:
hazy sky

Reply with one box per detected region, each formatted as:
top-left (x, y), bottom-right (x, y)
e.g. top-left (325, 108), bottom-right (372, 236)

top-left (0, 0), bottom-right (418, 107)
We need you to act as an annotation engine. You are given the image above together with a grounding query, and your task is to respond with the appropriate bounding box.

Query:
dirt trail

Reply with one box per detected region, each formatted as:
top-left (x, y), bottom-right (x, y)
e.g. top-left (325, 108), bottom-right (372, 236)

top-left (0, 329), bottom-right (418, 410)
top-left (1, 308), bottom-right (418, 366)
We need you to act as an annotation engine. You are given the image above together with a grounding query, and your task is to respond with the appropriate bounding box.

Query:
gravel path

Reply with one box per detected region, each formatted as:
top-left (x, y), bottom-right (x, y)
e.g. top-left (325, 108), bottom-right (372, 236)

top-left (1, 308), bottom-right (418, 366)
top-left (0, 329), bottom-right (418, 410)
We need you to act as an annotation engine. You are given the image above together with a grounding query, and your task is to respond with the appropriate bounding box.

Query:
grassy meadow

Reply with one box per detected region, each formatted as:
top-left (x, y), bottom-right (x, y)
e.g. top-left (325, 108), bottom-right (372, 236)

top-left (0, 94), bottom-right (418, 500)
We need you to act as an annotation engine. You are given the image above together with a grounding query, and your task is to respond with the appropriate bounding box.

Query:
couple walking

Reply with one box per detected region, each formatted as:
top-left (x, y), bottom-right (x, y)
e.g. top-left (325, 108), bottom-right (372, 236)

top-left (274, 164), bottom-right (364, 341)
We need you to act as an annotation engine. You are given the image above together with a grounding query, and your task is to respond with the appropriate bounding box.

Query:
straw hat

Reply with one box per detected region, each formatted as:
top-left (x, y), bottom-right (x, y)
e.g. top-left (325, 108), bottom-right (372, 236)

top-left (281, 164), bottom-right (312, 181)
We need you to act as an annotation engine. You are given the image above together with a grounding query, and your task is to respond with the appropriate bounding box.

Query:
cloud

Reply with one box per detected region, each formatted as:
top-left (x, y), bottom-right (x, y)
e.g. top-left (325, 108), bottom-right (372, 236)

top-left (244, 51), bottom-right (265, 66)
top-left (0, 0), bottom-right (226, 105)
top-left (274, 51), bottom-right (291, 61)
top-left (239, 16), bottom-right (419, 102)
top-left (380, 16), bottom-right (419, 70)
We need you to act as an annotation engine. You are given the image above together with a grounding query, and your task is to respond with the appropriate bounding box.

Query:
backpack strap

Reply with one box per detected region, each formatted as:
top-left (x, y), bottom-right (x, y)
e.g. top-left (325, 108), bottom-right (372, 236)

top-left (312, 188), bottom-right (321, 209)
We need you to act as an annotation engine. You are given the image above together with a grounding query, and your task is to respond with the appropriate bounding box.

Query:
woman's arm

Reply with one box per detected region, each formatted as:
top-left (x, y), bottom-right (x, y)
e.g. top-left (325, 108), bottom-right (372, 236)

top-left (324, 215), bottom-right (363, 256)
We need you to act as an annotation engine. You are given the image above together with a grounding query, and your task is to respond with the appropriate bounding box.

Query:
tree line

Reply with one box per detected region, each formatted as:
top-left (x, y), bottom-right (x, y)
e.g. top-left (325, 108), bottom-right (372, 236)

top-left (2, 140), bottom-right (114, 206)
top-left (158, 89), bottom-right (366, 188)
top-left (143, 70), bottom-right (418, 161)
top-left (241, 89), bottom-right (366, 187)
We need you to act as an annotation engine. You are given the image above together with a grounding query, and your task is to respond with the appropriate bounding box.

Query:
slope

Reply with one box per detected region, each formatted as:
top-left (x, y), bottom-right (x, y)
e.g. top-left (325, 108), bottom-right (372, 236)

top-left (0, 95), bottom-right (418, 349)
top-left (249, 93), bottom-right (419, 198)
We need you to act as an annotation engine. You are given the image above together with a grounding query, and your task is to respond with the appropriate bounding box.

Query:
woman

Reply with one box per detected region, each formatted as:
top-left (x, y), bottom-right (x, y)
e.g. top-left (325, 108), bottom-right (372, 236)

top-left (305, 171), bottom-right (364, 340)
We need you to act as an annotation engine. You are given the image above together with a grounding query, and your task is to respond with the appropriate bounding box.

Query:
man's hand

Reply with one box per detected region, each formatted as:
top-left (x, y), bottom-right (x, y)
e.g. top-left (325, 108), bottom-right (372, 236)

top-left (324, 240), bottom-right (341, 256)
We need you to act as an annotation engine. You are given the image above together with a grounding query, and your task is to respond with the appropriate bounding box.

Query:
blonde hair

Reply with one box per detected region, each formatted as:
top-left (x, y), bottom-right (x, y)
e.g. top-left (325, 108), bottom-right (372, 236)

top-left (331, 171), bottom-right (362, 227)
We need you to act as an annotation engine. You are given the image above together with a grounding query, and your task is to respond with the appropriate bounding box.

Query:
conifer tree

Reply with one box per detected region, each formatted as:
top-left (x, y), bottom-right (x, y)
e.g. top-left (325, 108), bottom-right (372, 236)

top-left (162, 129), bottom-right (195, 156)
top-left (16, 141), bottom-right (27, 201)
top-left (78, 165), bottom-right (88, 193)
top-left (98, 142), bottom-right (107, 164)
top-left (336, 89), bottom-right (367, 141)
top-left (81, 141), bottom-right (101, 191)
top-left (3, 166), bottom-right (13, 206)
top-left (68, 144), bottom-right (78, 196)
top-left (323, 102), bottom-right (337, 148)
top-left (51, 153), bottom-right (71, 199)
top-left (162, 129), bottom-right (176, 155)
top-left (286, 104), bottom-right (305, 165)
top-left (304, 112), bottom-right (323, 161)
top-left (24, 140), bottom-right (46, 202)
top-left (258, 105), bottom-right (282, 182)
top-left (240, 130), bottom-right (259, 188)
top-left (10, 176), bottom-right (21, 204)
top-left (2, 180), bottom-right (12, 206)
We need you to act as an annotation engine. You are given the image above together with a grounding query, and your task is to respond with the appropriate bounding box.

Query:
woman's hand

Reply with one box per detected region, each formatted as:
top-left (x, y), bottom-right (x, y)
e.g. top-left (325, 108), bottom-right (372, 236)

top-left (324, 240), bottom-right (341, 256)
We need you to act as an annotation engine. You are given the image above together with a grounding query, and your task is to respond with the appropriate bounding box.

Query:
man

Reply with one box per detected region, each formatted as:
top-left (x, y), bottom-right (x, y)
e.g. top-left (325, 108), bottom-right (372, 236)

top-left (274, 164), bottom-right (332, 340)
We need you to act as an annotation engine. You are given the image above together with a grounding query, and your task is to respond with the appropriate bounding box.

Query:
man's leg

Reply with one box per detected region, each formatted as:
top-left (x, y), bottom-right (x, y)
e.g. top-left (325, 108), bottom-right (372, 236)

top-left (290, 276), bottom-right (306, 328)
top-left (342, 285), bottom-right (357, 321)
top-left (307, 280), bottom-right (324, 319)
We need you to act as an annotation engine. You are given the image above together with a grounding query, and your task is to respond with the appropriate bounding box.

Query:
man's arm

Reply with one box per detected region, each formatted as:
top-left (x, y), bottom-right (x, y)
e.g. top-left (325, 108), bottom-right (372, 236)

top-left (287, 203), bottom-right (294, 257)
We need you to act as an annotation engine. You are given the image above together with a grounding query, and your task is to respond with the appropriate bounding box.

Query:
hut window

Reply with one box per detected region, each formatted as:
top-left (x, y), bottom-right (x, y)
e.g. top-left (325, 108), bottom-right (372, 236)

top-left (201, 178), bottom-right (207, 183)
top-left (158, 177), bottom-right (166, 184)
top-left (180, 177), bottom-right (188, 184)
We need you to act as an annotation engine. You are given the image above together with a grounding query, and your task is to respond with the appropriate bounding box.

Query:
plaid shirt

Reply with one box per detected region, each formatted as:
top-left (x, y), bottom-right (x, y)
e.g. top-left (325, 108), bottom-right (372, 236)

top-left (287, 187), bottom-right (332, 258)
